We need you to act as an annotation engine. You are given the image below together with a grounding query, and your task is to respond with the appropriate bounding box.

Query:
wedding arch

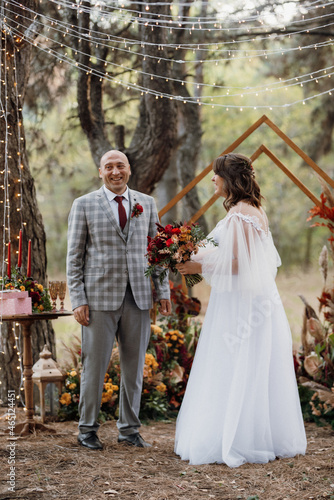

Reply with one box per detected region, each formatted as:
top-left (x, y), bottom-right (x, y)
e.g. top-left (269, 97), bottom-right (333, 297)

top-left (159, 115), bottom-right (334, 222)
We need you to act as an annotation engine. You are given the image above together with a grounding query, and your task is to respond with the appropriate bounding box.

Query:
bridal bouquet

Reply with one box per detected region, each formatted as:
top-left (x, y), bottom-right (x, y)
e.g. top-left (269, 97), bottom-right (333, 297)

top-left (145, 222), bottom-right (210, 287)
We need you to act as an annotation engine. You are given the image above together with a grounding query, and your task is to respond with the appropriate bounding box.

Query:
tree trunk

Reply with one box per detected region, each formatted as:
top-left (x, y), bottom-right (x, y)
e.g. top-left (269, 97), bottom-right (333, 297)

top-left (126, 2), bottom-right (177, 193)
top-left (307, 100), bottom-right (334, 162)
top-left (0, 1), bottom-right (55, 405)
top-left (73, 0), bottom-right (177, 194)
top-left (155, 162), bottom-right (179, 224)
top-left (169, 0), bottom-right (208, 232)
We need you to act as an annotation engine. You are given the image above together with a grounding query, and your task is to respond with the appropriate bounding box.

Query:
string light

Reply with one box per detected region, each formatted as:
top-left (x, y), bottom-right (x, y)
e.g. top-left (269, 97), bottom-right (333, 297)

top-left (5, 5), bottom-right (334, 67)
top-left (3, 11), bottom-right (334, 107)
top-left (8, 0), bottom-right (334, 55)
top-left (0, 11), bottom-right (25, 404)
top-left (12, 46), bottom-right (23, 226)
top-left (42, 0), bottom-right (334, 31)
top-left (4, 21), bottom-right (333, 108)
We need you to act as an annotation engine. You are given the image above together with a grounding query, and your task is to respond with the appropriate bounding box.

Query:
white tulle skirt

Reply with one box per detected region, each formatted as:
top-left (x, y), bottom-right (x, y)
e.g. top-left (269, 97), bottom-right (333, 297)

top-left (174, 285), bottom-right (307, 467)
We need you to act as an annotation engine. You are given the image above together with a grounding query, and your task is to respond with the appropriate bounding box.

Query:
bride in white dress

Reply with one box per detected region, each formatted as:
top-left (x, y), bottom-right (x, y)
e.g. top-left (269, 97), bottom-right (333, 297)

top-left (174, 153), bottom-right (307, 468)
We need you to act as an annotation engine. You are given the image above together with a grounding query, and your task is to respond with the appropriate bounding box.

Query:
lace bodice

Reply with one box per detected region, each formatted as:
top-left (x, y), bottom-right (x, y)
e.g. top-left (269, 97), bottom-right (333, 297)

top-left (227, 201), bottom-right (269, 235)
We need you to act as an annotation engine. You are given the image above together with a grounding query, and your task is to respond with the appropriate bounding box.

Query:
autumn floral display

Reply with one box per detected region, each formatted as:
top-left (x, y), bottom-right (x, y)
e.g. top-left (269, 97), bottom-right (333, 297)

top-left (59, 368), bottom-right (80, 420)
top-left (59, 283), bottom-right (201, 421)
top-left (145, 221), bottom-right (214, 287)
top-left (296, 186), bottom-right (334, 429)
top-left (131, 203), bottom-right (143, 218)
top-left (307, 190), bottom-right (334, 254)
top-left (0, 269), bottom-right (52, 313)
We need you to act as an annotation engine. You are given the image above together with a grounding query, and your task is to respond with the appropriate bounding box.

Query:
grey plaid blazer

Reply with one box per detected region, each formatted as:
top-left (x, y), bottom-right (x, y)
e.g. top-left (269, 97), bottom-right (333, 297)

top-left (67, 186), bottom-right (170, 311)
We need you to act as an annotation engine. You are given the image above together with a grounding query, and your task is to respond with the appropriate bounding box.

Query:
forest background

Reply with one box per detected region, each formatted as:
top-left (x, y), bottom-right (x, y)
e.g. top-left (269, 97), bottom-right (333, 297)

top-left (0, 0), bottom-right (333, 397)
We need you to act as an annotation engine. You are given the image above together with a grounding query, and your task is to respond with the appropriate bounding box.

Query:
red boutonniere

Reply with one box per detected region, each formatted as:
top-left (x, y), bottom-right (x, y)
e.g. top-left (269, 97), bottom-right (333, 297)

top-left (131, 203), bottom-right (143, 218)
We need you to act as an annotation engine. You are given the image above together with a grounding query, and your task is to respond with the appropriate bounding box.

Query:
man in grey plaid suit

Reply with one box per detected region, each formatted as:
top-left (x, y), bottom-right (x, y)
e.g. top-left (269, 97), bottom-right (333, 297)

top-left (67, 150), bottom-right (171, 450)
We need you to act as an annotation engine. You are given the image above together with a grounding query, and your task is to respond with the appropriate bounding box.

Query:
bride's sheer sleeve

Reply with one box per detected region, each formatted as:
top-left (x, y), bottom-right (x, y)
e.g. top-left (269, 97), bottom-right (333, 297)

top-left (192, 226), bottom-right (220, 266)
top-left (198, 213), bottom-right (280, 293)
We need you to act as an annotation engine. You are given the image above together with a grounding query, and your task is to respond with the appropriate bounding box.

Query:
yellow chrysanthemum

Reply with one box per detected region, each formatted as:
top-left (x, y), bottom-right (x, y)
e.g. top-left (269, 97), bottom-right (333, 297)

top-left (179, 233), bottom-right (192, 242)
top-left (145, 353), bottom-right (158, 370)
top-left (143, 366), bottom-right (152, 378)
top-left (112, 385), bottom-right (119, 391)
top-left (60, 393), bottom-right (72, 406)
top-left (156, 383), bottom-right (167, 393)
top-left (20, 286), bottom-right (25, 291)
top-left (70, 370), bottom-right (77, 377)
top-left (101, 391), bottom-right (113, 404)
top-left (171, 335), bottom-right (178, 341)
top-left (68, 383), bottom-right (76, 390)
top-left (37, 284), bottom-right (44, 292)
top-left (38, 305), bottom-right (44, 311)
top-left (151, 324), bottom-right (163, 335)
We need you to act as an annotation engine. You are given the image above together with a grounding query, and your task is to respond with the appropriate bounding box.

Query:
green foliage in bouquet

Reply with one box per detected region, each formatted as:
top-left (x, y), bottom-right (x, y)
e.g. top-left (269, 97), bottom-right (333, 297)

top-left (0, 268), bottom-right (52, 313)
top-left (296, 187), bottom-right (334, 430)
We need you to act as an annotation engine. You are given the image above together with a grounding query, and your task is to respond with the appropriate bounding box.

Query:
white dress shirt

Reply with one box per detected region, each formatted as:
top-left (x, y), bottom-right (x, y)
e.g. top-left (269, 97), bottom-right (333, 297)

top-left (103, 185), bottom-right (130, 227)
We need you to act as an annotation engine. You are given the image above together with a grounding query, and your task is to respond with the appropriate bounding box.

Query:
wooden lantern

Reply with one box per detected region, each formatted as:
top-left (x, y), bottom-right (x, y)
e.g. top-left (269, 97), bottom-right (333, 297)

top-left (32, 345), bottom-right (65, 423)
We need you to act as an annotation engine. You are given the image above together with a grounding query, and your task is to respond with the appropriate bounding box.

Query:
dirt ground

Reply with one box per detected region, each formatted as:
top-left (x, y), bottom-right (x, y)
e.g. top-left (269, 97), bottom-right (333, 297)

top-left (0, 409), bottom-right (333, 500)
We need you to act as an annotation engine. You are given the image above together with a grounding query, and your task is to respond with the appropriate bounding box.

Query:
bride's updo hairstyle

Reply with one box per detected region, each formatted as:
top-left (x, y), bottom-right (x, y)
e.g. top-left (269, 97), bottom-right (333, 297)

top-left (212, 153), bottom-right (263, 211)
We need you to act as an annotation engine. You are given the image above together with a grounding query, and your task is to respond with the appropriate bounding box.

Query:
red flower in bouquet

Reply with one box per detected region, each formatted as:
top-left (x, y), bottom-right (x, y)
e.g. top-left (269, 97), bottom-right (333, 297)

top-left (145, 221), bottom-right (214, 287)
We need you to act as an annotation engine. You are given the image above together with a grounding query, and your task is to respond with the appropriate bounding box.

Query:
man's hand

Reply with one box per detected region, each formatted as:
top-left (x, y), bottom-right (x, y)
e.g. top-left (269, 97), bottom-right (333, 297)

top-left (159, 299), bottom-right (172, 316)
top-left (74, 305), bottom-right (90, 326)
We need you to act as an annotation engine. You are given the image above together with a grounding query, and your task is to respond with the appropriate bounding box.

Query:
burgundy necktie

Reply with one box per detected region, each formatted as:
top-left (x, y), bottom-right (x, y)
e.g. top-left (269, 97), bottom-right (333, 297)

top-left (114, 196), bottom-right (127, 230)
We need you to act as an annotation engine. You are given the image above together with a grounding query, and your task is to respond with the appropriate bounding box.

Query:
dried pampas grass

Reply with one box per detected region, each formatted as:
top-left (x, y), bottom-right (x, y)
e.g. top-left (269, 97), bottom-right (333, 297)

top-left (319, 245), bottom-right (328, 284)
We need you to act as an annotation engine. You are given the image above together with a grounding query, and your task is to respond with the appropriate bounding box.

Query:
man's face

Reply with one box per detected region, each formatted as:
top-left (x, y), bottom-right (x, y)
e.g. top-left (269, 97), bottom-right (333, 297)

top-left (99, 150), bottom-right (131, 194)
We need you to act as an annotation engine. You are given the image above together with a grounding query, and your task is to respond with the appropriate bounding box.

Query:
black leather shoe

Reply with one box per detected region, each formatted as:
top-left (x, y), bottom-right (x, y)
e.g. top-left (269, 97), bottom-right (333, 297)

top-left (77, 431), bottom-right (103, 450)
top-left (118, 433), bottom-right (152, 448)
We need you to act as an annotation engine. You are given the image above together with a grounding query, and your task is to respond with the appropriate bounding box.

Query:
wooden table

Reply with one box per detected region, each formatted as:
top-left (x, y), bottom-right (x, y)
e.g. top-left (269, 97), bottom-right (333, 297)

top-left (1, 311), bottom-right (73, 436)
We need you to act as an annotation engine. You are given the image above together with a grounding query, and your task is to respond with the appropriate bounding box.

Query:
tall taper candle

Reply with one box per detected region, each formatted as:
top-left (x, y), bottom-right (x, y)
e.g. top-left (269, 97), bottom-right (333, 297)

top-left (27, 239), bottom-right (31, 277)
top-left (7, 241), bottom-right (11, 279)
top-left (18, 229), bottom-right (22, 268)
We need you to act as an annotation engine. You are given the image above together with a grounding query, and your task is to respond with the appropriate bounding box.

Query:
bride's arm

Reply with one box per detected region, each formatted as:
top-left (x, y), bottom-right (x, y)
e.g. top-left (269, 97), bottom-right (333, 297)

top-left (176, 260), bottom-right (202, 274)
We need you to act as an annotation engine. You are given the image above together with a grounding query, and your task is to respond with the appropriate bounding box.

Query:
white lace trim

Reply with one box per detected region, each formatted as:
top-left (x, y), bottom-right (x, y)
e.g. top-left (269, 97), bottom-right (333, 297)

top-left (225, 212), bottom-right (266, 234)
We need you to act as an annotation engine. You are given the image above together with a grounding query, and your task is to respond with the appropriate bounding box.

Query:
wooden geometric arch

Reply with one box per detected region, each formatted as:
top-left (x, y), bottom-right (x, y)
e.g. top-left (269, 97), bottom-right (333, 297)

top-left (159, 115), bottom-right (334, 223)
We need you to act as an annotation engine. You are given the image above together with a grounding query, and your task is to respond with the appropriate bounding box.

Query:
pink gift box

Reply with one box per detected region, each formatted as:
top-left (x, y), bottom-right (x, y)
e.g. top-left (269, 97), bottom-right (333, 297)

top-left (0, 290), bottom-right (32, 315)
top-left (0, 290), bottom-right (29, 299)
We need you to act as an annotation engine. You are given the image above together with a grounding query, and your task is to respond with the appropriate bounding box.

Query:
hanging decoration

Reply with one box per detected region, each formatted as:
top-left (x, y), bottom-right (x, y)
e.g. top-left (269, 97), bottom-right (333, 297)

top-left (2, 0), bottom-right (334, 109)
top-left (1, 0), bottom-right (334, 110)
top-left (0, 8), bottom-right (26, 404)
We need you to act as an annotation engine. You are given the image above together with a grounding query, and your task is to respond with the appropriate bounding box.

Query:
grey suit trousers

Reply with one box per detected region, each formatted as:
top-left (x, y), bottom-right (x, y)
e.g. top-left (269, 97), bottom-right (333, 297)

top-left (78, 285), bottom-right (151, 435)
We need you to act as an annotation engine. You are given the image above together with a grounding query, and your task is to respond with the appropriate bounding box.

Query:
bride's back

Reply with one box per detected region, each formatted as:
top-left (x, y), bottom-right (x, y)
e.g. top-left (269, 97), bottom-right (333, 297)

top-left (228, 201), bottom-right (269, 235)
